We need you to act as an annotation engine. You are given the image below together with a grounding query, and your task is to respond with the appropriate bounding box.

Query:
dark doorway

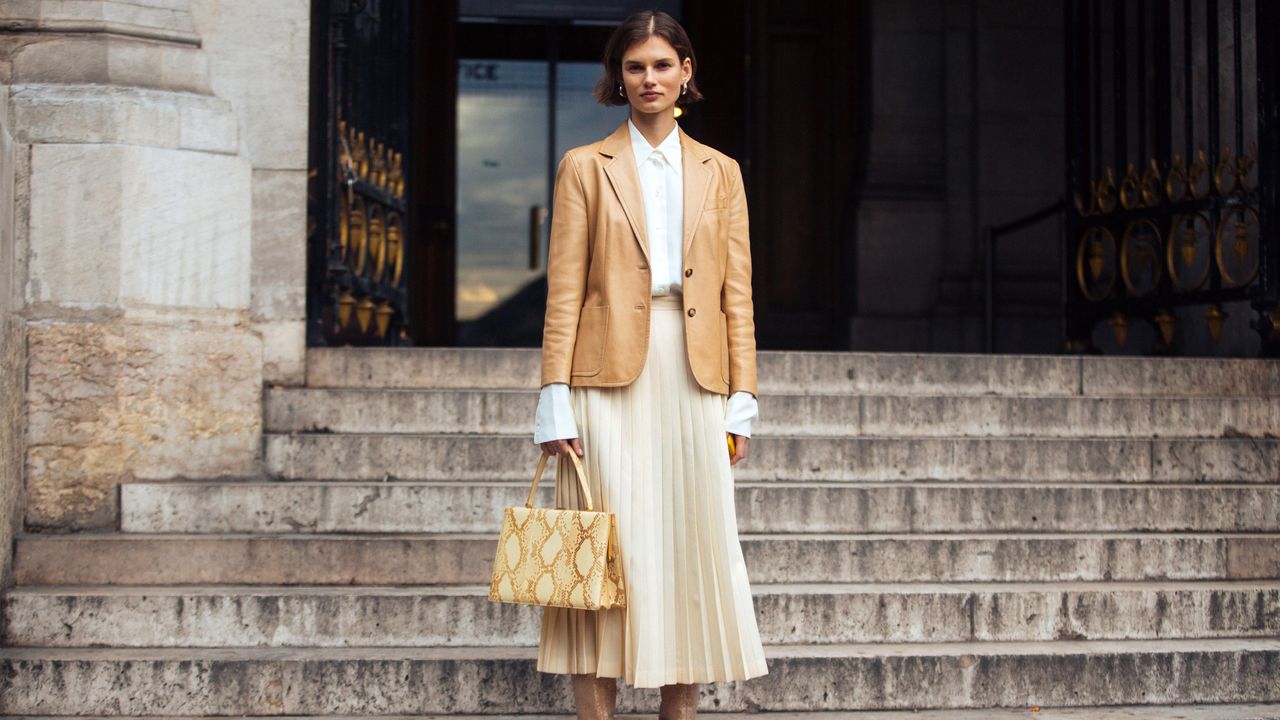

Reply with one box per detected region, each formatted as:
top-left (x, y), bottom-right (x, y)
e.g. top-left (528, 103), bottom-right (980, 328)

top-left (308, 0), bottom-right (867, 350)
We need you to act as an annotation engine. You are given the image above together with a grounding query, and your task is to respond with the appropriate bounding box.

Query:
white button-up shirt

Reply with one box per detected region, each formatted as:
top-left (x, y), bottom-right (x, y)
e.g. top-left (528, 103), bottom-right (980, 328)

top-left (631, 117), bottom-right (685, 296)
top-left (534, 118), bottom-right (758, 444)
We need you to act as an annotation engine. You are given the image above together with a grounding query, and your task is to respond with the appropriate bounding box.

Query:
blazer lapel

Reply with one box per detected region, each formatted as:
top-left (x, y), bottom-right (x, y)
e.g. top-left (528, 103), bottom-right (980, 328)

top-left (598, 122), bottom-right (650, 265)
top-left (597, 120), bottom-right (715, 264)
top-left (680, 131), bottom-right (714, 257)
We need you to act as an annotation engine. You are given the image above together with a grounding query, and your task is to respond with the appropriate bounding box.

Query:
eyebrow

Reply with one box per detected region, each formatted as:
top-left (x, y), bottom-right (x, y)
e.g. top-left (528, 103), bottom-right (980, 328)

top-left (624, 57), bottom-right (676, 64)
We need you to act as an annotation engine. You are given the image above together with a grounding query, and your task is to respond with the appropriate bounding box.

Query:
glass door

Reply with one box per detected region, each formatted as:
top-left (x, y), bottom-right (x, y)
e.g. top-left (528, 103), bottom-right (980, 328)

top-left (455, 18), bottom-right (628, 345)
top-left (456, 59), bottom-right (551, 327)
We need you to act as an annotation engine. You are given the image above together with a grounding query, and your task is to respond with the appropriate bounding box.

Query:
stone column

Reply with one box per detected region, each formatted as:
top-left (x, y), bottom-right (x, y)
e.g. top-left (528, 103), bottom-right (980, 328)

top-left (1, 0), bottom-right (261, 531)
top-left (1, 80), bottom-right (23, 585)
top-left (189, 0), bottom-right (310, 383)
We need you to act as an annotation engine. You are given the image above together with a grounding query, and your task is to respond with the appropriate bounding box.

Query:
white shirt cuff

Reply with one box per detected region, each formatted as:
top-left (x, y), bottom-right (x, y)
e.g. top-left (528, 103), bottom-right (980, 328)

top-left (533, 382), bottom-right (579, 445)
top-left (724, 391), bottom-right (758, 437)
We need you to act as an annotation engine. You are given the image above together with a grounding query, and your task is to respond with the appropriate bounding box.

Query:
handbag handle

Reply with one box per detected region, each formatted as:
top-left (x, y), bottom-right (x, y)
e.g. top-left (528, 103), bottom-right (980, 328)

top-left (526, 450), bottom-right (595, 511)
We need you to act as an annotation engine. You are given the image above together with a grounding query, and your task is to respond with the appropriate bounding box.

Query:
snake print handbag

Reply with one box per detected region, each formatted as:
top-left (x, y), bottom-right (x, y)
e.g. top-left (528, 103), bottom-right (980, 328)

top-left (488, 450), bottom-right (626, 610)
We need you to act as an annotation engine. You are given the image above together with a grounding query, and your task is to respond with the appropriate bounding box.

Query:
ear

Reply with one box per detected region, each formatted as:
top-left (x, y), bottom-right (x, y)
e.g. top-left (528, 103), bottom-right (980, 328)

top-left (682, 57), bottom-right (692, 84)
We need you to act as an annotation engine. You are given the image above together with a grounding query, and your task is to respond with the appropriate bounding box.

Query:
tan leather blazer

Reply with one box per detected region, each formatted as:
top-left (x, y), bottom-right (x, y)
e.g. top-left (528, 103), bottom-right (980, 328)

top-left (541, 120), bottom-right (757, 397)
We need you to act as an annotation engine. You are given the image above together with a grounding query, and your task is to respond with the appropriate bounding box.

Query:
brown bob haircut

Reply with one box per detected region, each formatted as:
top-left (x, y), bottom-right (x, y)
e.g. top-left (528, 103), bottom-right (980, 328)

top-left (593, 9), bottom-right (705, 107)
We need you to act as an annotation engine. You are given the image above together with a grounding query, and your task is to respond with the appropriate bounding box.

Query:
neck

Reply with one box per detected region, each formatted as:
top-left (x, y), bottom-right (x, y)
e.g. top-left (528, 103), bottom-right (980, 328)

top-left (630, 110), bottom-right (677, 147)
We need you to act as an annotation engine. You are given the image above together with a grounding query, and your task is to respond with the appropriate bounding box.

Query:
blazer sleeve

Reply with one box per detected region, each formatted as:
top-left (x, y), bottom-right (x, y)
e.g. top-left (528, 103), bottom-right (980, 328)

top-left (540, 151), bottom-right (591, 387)
top-left (721, 159), bottom-right (759, 398)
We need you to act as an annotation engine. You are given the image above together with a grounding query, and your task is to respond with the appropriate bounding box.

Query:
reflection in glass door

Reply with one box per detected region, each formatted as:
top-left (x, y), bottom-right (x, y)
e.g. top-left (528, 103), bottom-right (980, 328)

top-left (456, 59), bottom-right (550, 324)
top-left (456, 23), bottom-right (627, 346)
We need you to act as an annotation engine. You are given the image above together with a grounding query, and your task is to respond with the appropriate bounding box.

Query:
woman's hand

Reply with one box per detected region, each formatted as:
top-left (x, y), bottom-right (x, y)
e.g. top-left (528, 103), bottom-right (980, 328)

top-left (728, 433), bottom-right (748, 465)
top-left (540, 437), bottom-right (584, 458)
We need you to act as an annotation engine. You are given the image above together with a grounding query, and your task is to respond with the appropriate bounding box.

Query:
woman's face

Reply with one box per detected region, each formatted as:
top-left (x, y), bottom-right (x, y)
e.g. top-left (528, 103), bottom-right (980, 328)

top-left (619, 34), bottom-right (692, 117)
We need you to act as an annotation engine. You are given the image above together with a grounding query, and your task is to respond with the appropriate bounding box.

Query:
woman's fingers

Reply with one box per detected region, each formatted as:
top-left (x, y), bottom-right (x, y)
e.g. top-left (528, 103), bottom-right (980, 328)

top-left (539, 439), bottom-right (580, 457)
top-left (729, 434), bottom-right (748, 465)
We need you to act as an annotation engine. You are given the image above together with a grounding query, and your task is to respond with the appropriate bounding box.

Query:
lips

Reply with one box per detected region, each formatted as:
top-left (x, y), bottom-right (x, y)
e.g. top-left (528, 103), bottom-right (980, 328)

top-left (641, 92), bottom-right (660, 99)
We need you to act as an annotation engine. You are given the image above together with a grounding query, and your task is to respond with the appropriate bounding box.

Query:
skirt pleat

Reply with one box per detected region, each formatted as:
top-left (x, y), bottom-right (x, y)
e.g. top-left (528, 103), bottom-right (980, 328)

top-left (536, 292), bottom-right (769, 688)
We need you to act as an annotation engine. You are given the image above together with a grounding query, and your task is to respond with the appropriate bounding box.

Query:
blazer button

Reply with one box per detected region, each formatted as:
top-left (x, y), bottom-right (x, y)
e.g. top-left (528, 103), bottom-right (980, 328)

top-left (684, 268), bottom-right (693, 277)
top-left (687, 308), bottom-right (696, 317)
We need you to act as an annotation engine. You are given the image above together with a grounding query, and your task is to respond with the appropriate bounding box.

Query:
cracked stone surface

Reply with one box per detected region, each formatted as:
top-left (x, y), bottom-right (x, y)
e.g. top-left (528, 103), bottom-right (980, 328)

top-left (24, 318), bottom-right (261, 530)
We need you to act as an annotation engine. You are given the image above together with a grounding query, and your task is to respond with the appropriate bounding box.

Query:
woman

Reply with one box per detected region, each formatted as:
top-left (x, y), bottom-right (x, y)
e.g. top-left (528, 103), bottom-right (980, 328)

top-left (532, 9), bottom-right (768, 718)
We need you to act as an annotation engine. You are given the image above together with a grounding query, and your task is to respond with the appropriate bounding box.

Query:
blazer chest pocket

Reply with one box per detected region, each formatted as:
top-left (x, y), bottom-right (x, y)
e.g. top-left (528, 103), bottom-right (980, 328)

top-left (571, 305), bottom-right (609, 376)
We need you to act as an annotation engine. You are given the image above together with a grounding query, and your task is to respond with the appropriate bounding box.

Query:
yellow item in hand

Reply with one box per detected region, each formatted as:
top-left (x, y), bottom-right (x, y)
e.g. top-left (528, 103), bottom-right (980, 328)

top-left (727, 433), bottom-right (736, 456)
top-left (488, 451), bottom-right (626, 610)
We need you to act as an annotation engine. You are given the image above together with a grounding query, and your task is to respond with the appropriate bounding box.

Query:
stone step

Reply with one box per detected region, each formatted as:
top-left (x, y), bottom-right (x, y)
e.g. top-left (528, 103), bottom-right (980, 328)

top-left (2, 640), bottom-right (1277, 713)
top-left (263, 434), bottom-right (1280, 483)
top-left (263, 387), bottom-right (1280, 438)
top-left (305, 347), bottom-right (1280, 397)
top-left (9, 709), bottom-right (1280, 720)
top-left (120, 481), bottom-right (1280, 534)
top-left (14, 532), bottom-right (1278, 585)
top-left (5, 581), bottom-right (1277, 648)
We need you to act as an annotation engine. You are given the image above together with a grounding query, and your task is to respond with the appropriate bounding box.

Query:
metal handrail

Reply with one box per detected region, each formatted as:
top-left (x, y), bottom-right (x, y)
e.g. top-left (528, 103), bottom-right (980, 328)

top-left (983, 197), bottom-right (1066, 353)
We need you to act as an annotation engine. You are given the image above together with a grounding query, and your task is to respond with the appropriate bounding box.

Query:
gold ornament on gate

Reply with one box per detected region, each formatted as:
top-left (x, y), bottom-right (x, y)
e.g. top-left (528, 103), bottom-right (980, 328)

top-left (375, 301), bottom-right (393, 338)
top-left (1076, 226), bottom-right (1117, 302)
top-left (1108, 312), bottom-right (1129, 347)
top-left (1165, 154), bottom-right (1189, 202)
top-left (1089, 238), bottom-right (1106, 279)
top-left (1213, 146), bottom-right (1235, 196)
top-left (1092, 166), bottom-right (1118, 215)
top-left (1119, 162), bottom-right (1141, 210)
top-left (1235, 142), bottom-right (1257, 193)
top-left (1215, 205), bottom-right (1261, 288)
top-left (387, 212), bottom-right (405, 286)
top-left (1212, 143), bottom-right (1256, 197)
top-left (337, 290), bottom-right (356, 329)
top-left (1120, 218), bottom-right (1162, 298)
top-left (1154, 309), bottom-right (1176, 346)
top-left (1187, 148), bottom-right (1210, 199)
top-left (1166, 213), bottom-right (1211, 292)
top-left (1139, 159), bottom-right (1162, 207)
top-left (373, 141), bottom-right (389, 191)
top-left (389, 152), bottom-right (405, 198)
top-left (367, 205), bottom-right (387, 281)
top-left (356, 297), bottom-right (375, 333)
top-left (1264, 309), bottom-right (1280, 343)
top-left (1204, 304), bottom-right (1228, 342)
top-left (349, 195), bottom-right (368, 275)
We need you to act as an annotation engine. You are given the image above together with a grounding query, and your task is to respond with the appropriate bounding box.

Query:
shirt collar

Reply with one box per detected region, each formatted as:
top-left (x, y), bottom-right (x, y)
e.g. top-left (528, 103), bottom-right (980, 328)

top-left (627, 117), bottom-right (682, 176)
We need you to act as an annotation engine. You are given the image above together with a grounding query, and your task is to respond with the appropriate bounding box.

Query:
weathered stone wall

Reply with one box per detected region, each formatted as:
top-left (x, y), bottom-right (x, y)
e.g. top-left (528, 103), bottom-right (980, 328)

top-left (2, 0), bottom-right (264, 531)
top-left (23, 318), bottom-right (261, 530)
top-left (0, 80), bottom-right (24, 586)
top-left (190, 0), bottom-right (311, 384)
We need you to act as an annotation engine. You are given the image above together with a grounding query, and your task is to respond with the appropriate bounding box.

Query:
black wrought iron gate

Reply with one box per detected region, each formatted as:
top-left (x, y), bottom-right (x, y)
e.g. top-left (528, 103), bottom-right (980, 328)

top-left (307, 0), bottom-right (412, 346)
top-left (1064, 0), bottom-right (1278, 355)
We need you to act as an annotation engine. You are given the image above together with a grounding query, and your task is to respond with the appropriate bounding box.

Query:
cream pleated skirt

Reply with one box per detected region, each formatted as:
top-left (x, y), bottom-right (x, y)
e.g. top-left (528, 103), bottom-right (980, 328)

top-left (536, 292), bottom-right (769, 688)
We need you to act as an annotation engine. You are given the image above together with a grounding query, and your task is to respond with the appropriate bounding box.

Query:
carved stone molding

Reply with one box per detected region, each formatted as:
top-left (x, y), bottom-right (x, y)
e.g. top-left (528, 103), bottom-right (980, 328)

top-left (0, 0), bottom-right (209, 93)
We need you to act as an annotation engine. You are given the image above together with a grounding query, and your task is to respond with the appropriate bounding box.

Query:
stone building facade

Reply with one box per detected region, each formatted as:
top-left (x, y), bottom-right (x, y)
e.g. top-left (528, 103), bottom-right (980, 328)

top-left (0, 0), bottom-right (1268, 579)
top-left (0, 0), bottom-right (311, 578)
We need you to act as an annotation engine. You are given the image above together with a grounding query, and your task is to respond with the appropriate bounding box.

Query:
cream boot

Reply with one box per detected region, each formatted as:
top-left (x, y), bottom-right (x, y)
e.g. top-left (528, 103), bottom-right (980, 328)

top-left (571, 673), bottom-right (618, 720)
top-left (658, 683), bottom-right (699, 720)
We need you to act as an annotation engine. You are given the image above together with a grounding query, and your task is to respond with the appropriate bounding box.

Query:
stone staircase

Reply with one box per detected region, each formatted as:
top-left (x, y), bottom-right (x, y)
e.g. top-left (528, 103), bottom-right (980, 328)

top-left (2, 348), bottom-right (1279, 717)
